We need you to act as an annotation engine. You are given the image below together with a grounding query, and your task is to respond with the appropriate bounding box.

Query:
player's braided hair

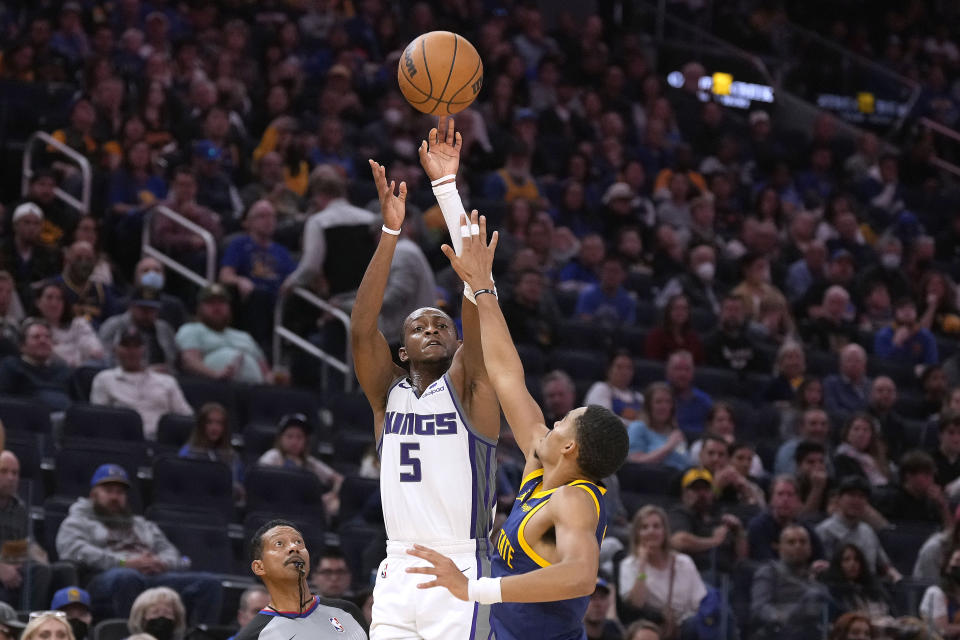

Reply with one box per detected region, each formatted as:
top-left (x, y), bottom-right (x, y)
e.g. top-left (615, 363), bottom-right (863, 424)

top-left (574, 405), bottom-right (629, 482)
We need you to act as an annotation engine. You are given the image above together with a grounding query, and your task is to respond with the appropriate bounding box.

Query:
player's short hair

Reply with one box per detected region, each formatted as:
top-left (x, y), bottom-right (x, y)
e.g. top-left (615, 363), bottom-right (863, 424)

top-left (574, 405), bottom-right (629, 482)
top-left (250, 519), bottom-right (302, 562)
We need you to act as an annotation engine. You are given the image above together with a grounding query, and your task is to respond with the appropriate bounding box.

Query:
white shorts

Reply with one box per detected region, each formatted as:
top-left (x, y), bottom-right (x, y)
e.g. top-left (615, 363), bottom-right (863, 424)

top-left (370, 539), bottom-right (493, 640)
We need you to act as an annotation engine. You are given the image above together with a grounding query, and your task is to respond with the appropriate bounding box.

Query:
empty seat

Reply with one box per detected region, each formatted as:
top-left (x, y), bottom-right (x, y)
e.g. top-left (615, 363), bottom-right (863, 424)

top-left (554, 289), bottom-right (579, 317)
top-left (617, 463), bottom-right (677, 495)
top-left (92, 619), bottom-right (129, 640)
top-left (155, 521), bottom-right (233, 574)
top-left (242, 425), bottom-right (278, 464)
top-left (557, 319), bottom-right (613, 352)
top-left (805, 350), bottom-right (838, 376)
top-left (635, 301), bottom-right (658, 327)
top-left (152, 457), bottom-right (234, 521)
top-left (245, 467), bottom-right (326, 520)
top-left (156, 413), bottom-right (197, 450)
top-left (632, 359), bottom-right (665, 387)
top-left (334, 431), bottom-right (374, 466)
top-left (689, 308), bottom-right (716, 334)
top-left (549, 348), bottom-right (606, 382)
top-left (879, 525), bottom-right (939, 576)
top-left (54, 443), bottom-right (147, 509)
top-left (868, 357), bottom-right (916, 389)
top-left (146, 504), bottom-right (221, 526)
top-left (64, 404), bottom-right (144, 442)
top-left (515, 344), bottom-right (545, 375)
top-left (693, 367), bottom-right (744, 398)
top-left (243, 386), bottom-right (321, 430)
top-left (615, 326), bottom-right (648, 356)
top-left (0, 396), bottom-right (53, 438)
top-left (327, 393), bottom-right (374, 432)
top-left (339, 476), bottom-right (380, 523)
top-left (178, 378), bottom-right (242, 428)
top-left (5, 431), bottom-right (44, 483)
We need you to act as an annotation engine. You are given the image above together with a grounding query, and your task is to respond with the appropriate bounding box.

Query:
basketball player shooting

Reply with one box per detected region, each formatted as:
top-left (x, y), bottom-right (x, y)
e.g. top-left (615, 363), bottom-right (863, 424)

top-left (406, 211), bottom-right (630, 640)
top-left (351, 135), bottom-right (500, 638)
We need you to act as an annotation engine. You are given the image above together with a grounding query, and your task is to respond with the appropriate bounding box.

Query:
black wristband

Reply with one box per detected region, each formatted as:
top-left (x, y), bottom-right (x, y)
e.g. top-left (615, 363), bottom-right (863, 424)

top-left (474, 288), bottom-right (497, 299)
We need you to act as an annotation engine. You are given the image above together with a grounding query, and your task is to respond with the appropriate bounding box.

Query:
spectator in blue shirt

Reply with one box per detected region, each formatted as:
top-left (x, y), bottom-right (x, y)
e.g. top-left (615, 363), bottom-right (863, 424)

top-left (219, 200), bottom-right (296, 347)
top-left (666, 349), bottom-right (713, 437)
top-left (556, 233), bottom-right (604, 294)
top-left (873, 297), bottom-right (939, 367)
top-left (575, 255), bottom-right (636, 327)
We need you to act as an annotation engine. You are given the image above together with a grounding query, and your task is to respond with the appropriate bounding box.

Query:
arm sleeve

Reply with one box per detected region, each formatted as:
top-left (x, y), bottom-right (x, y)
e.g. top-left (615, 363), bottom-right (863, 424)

top-left (220, 237), bottom-right (243, 269)
top-left (175, 324), bottom-right (201, 351)
top-left (147, 521), bottom-right (187, 569)
top-left (167, 379), bottom-right (194, 416)
top-left (290, 215), bottom-right (326, 285)
top-left (431, 182), bottom-right (467, 256)
top-left (618, 555), bottom-right (637, 597)
top-left (749, 565), bottom-right (780, 625)
top-left (89, 373), bottom-right (109, 406)
top-left (55, 516), bottom-right (124, 571)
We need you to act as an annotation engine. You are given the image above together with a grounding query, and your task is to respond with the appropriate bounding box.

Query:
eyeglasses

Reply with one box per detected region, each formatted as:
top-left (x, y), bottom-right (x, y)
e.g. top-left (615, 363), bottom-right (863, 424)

top-left (28, 611), bottom-right (67, 621)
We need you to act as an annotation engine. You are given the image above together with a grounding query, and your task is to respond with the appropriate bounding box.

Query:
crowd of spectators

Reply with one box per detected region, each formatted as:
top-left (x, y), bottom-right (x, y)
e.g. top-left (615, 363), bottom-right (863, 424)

top-left (2, 1), bottom-right (960, 639)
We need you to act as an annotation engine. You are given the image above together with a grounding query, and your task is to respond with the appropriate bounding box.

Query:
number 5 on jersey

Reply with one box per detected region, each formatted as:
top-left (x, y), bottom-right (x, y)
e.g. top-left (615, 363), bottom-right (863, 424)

top-left (399, 442), bottom-right (421, 482)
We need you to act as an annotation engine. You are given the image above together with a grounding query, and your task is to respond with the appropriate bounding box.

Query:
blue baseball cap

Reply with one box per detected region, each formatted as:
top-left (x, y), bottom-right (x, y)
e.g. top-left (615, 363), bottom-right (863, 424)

top-left (51, 586), bottom-right (91, 611)
top-left (90, 464), bottom-right (130, 488)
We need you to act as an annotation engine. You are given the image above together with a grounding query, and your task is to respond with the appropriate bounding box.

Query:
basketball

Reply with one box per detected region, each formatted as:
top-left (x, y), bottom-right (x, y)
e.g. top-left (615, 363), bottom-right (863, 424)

top-left (398, 31), bottom-right (483, 116)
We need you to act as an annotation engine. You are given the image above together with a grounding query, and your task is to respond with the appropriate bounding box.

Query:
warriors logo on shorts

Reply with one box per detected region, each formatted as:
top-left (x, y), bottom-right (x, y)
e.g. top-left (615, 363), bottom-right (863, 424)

top-left (328, 617), bottom-right (344, 632)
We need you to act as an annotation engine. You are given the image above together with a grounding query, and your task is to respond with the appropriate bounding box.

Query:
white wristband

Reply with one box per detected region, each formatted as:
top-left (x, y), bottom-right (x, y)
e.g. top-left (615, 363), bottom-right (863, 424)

top-left (430, 174), bottom-right (456, 187)
top-left (467, 577), bottom-right (502, 604)
top-left (381, 224), bottom-right (401, 236)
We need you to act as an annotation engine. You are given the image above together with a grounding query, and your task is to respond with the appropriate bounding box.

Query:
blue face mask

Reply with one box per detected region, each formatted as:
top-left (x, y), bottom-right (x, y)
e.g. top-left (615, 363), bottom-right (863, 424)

top-left (140, 270), bottom-right (164, 290)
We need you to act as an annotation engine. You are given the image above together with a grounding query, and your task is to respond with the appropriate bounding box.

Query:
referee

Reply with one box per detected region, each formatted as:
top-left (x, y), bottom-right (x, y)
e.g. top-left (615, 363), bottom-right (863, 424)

top-left (237, 520), bottom-right (368, 640)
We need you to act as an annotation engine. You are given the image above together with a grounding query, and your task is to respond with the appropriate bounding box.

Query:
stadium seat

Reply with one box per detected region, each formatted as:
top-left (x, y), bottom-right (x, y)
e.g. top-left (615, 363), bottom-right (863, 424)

top-left (64, 404), bottom-right (144, 442)
top-left (242, 386), bottom-right (322, 430)
top-left (337, 518), bottom-right (383, 589)
top-left (152, 457), bottom-right (234, 521)
top-left (515, 344), bottom-right (546, 375)
top-left (0, 396), bottom-right (53, 439)
top-left (326, 393), bottom-right (374, 432)
top-left (155, 521), bottom-right (233, 574)
top-left (805, 350), bottom-right (838, 376)
top-left (615, 325), bottom-right (648, 357)
top-left (549, 348), bottom-right (606, 382)
top-left (902, 419), bottom-right (936, 449)
top-left (625, 271), bottom-right (654, 298)
top-left (5, 431), bottom-right (44, 484)
top-left (617, 463), bottom-right (677, 495)
top-left (741, 403), bottom-right (782, 442)
top-left (689, 308), bottom-right (716, 334)
top-left (635, 300), bottom-right (658, 327)
top-left (894, 393), bottom-right (932, 420)
top-left (333, 430), bottom-right (374, 466)
top-left (339, 476), bottom-right (380, 523)
top-left (244, 467), bottom-right (326, 518)
top-left (146, 504), bottom-right (221, 526)
top-left (156, 413), bottom-right (197, 451)
top-left (241, 425), bottom-right (278, 464)
top-left (178, 378), bottom-right (242, 428)
top-left (878, 524), bottom-right (939, 576)
top-left (92, 619), bottom-right (129, 640)
top-left (71, 366), bottom-right (105, 402)
top-left (53, 442), bottom-right (147, 510)
top-left (554, 289), bottom-right (579, 317)
top-left (632, 358), bottom-right (665, 388)
top-left (867, 357), bottom-right (916, 389)
top-left (557, 319), bottom-right (613, 352)
top-left (693, 367), bottom-right (744, 398)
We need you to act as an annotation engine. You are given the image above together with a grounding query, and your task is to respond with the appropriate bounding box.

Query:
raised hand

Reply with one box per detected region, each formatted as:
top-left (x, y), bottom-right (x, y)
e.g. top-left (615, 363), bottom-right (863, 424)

top-left (419, 116), bottom-right (462, 183)
top-left (369, 159), bottom-right (407, 232)
top-left (440, 211), bottom-right (497, 291)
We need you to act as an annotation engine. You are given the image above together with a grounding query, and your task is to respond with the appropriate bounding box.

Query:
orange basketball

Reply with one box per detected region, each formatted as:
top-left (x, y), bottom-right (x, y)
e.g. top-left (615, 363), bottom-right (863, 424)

top-left (398, 31), bottom-right (484, 116)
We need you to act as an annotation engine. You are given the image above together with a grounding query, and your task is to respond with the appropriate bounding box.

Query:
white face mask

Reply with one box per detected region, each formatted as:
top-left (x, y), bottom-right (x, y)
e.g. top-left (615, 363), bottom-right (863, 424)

top-left (140, 270), bottom-right (164, 290)
top-left (694, 262), bottom-right (715, 282)
top-left (881, 253), bottom-right (901, 270)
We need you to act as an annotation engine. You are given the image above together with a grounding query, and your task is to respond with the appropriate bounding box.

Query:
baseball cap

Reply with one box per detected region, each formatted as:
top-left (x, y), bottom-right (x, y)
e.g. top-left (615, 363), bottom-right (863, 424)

top-left (681, 467), bottom-right (714, 489)
top-left (12, 202), bottom-right (43, 223)
top-left (0, 602), bottom-right (25, 631)
top-left (278, 413), bottom-right (311, 434)
top-left (90, 464), bottom-right (130, 488)
top-left (130, 286), bottom-right (162, 309)
top-left (830, 248), bottom-right (854, 263)
top-left (117, 327), bottom-right (144, 347)
top-left (837, 475), bottom-right (871, 498)
top-left (594, 577), bottom-right (611, 594)
top-left (51, 587), bottom-right (91, 611)
top-left (198, 283), bottom-right (230, 303)
top-left (602, 182), bottom-right (634, 206)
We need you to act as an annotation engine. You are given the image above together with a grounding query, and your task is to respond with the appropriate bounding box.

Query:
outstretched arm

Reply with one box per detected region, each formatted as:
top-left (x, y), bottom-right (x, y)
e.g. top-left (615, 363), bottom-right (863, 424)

top-left (351, 160), bottom-right (407, 426)
top-left (421, 117), bottom-right (499, 441)
top-left (441, 212), bottom-right (548, 458)
top-left (407, 485), bottom-right (600, 602)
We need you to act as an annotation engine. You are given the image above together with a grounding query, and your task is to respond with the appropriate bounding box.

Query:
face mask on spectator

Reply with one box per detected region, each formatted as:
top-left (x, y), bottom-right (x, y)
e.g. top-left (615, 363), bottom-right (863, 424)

top-left (694, 262), bottom-right (715, 282)
top-left (880, 254), bottom-right (900, 269)
top-left (144, 617), bottom-right (175, 640)
top-left (69, 619), bottom-right (88, 640)
top-left (140, 270), bottom-right (164, 290)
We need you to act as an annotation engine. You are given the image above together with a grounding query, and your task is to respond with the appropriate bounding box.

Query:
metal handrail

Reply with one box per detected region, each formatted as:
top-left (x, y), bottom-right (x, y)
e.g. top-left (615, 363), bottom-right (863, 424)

top-left (918, 117), bottom-right (960, 179)
top-left (21, 131), bottom-right (92, 214)
top-left (273, 286), bottom-right (354, 392)
top-left (141, 205), bottom-right (217, 287)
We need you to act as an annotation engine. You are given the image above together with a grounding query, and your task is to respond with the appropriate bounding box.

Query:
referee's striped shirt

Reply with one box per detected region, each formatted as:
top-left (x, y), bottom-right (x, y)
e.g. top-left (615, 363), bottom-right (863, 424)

top-left (235, 595), bottom-right (367, 640)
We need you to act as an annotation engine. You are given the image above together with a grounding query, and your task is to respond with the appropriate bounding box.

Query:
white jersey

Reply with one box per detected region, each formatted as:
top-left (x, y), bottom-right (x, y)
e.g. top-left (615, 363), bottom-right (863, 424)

top-left (378, 373), bottom-right (497, 543)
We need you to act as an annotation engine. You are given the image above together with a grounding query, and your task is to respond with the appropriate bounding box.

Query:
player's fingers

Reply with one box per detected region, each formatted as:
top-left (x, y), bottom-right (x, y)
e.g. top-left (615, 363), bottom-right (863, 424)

top-left (479, 214), bottom-right (487, 243)
top-left (489, 230), bottom-right (499, 252)
top-left (397, 181), bottom-right (407, 201)
top-left (440, 244), bottom-right (456, 261)
top-left (412, 543), bottom-right (442, 558)
top-left (454, 131), bottom-right (462, 150)
top-left (389, 180), bottom-right (395, 196)
top-left (416, 579), bottom-right (440, 589)
top-left (428, 127), bottom-right (438, 146)
top-left (404, 566), bottom-right (437, 575)
top-left (418, 140), bottom-right (428, 158)
top-left (445, 116), bottom-right (455, 143)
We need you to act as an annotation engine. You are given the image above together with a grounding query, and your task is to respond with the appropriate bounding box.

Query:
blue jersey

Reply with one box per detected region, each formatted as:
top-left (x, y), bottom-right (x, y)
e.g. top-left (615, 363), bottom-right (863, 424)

top-left (489, 469), bottom-right (607, 640)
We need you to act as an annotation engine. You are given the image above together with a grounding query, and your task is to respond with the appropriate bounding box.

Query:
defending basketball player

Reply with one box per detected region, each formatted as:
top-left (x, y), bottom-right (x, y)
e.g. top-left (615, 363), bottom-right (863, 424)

top-left (352, 128), bottom-right (500, 638)
top-left (406, 211), bottom-right (630, 640)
